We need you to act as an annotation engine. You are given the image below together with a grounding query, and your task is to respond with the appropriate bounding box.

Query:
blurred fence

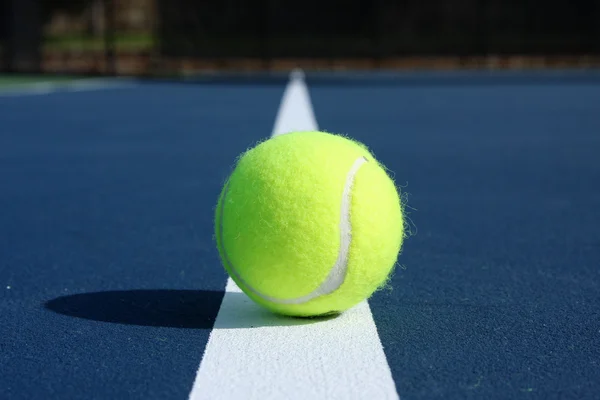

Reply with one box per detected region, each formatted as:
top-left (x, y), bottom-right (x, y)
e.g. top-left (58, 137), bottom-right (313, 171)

top-left (1, 0), bottom-right (599, 76)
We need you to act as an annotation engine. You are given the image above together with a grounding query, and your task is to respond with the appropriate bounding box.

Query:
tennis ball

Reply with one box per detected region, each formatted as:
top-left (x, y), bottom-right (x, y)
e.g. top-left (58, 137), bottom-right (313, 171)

top-left (215, 131), bottom-right (405, 317)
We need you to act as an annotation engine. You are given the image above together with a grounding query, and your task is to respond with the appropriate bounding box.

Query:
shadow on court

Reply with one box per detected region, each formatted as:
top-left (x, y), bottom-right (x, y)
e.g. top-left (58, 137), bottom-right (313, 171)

top-left (44, 289), bottom-right (337, 329)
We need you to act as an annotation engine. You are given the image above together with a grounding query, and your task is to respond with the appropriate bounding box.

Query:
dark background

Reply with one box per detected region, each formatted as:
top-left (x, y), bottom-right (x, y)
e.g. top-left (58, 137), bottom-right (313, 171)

top-left (1, 0), bottom-right (599, 75)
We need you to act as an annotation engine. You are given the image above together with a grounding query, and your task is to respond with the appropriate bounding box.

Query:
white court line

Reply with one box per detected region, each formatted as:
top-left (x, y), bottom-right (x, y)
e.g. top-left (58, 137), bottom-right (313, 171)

top-left (189, 69), bottom-right (399, 400)
top-left (0, 82), bottom-right (58, 96)
top-left (0, 78), bottom-right (135, 97)
top-left (66, 78), bottom-right (137, 92)
top-left (271, 69), bottom-right (319, 136)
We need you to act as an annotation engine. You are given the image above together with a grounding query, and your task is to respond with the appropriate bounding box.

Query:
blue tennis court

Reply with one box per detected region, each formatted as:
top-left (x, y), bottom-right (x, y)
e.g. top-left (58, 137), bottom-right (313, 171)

top-left (1, 71), bottom-right (599, 399)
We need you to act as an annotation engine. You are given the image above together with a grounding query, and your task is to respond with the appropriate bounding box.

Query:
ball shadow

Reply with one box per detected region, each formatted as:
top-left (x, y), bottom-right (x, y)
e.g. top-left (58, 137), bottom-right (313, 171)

top-left (44, 289), bottom-right (339, 329)
top-left (44, 289), bottom-right (226, 329)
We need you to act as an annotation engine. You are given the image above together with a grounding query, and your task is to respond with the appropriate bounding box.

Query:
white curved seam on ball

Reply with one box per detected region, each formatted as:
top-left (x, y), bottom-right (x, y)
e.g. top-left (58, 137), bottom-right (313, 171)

top-left (220, 156), bottom-right (368, 305)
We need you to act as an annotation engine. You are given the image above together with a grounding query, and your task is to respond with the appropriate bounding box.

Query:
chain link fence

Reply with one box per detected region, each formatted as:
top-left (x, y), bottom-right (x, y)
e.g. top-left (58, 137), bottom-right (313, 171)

top-left (1, 0), bottom-right (599, 76)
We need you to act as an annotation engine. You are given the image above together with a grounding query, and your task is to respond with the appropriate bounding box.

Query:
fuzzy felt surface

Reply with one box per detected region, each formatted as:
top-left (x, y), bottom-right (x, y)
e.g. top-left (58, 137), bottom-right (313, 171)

top-left (216, 131), bottom-right (404, 316)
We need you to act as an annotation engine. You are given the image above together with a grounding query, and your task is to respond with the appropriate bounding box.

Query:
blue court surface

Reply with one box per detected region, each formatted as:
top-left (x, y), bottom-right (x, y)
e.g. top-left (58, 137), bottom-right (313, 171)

top-left (1, 70), bottom-right (599, 400)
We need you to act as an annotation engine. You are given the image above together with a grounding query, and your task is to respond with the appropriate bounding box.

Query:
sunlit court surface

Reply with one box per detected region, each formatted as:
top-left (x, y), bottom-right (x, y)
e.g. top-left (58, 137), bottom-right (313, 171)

top-left (1, 68), bottom-right (599, 400)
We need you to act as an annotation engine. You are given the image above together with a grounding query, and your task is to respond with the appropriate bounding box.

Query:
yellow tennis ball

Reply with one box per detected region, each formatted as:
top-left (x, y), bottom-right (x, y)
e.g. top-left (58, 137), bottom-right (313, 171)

top-left (215, 131), bottom-right (405, 317)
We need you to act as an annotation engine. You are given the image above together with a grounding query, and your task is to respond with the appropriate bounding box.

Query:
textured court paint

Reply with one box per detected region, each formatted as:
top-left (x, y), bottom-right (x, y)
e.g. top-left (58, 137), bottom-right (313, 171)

top-left (189, 71), bottom-right (399, 399)
top-left (310, 77), bottom-right (600, 400)
top-left (189, 281), bottom-right (399, 400)
top-left (0, 83), bottom-right (284, 400)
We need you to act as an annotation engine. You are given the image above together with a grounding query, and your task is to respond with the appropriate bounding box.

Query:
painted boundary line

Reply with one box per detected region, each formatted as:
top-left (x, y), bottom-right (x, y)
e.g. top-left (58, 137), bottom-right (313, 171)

top-left (0, 78), bottom-right (137, 97)
top-left (188, 70), bottom-right (399, 400)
